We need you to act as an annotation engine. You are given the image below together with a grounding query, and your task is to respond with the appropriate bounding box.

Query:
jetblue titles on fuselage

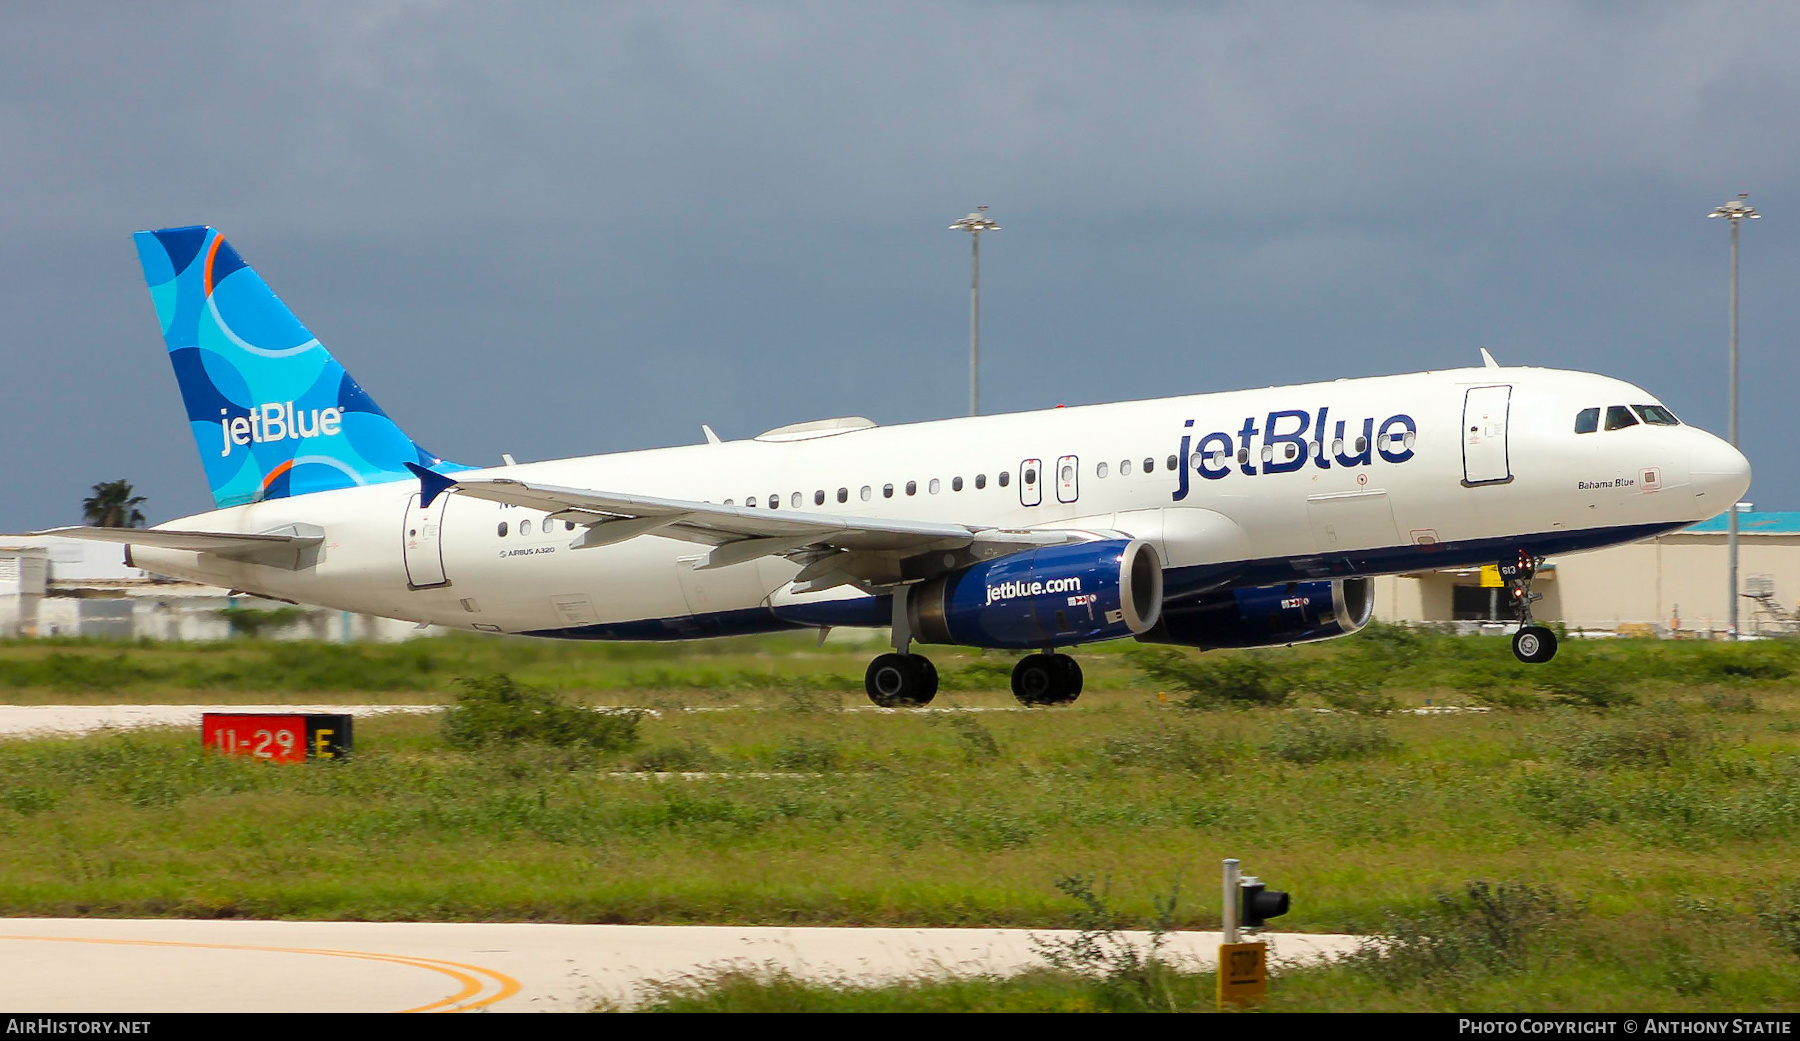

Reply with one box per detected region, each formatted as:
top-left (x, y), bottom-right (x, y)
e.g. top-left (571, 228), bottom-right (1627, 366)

top-left (1172, 407), bottom-right (1418, 501)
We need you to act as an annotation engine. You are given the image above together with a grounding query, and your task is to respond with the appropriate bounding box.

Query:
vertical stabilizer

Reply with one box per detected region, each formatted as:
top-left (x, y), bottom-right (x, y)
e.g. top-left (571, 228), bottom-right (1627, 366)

top-left (133, 226), bottom-right (464, 508)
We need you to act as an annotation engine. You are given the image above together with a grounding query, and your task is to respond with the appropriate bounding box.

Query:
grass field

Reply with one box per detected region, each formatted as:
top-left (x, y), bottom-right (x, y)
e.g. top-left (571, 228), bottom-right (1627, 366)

top-left (2, 627), bottom-right (1799, 1011)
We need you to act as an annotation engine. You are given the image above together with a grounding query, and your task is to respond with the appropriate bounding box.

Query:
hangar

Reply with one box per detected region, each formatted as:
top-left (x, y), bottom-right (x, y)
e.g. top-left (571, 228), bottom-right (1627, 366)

top-left (1373, 511), bottom-right (1800, 637)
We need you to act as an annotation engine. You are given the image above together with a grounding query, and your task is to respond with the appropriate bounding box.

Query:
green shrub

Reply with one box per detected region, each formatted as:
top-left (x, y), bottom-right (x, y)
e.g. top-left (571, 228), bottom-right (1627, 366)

top-left (1262, 713), bottom-right (1396, 764)
top-left (1700, 689), bottom-right (1758, 713)
top-left (936, 714), bottom-right (1002, 762)
top-left (1129, 649), bottom-right (1292, 708)
top-left (1756, 882), bottom-right (1800, 959)
top-left (1340, 881), bottom-right (1572, 988)
top-left (1555, 704), bottom-right (1710, 770)
top-left (1098, 724), bottom-right (1230, 774)
top-left (1535, 658), bottom-right (1638, 709)
top-left (630, 741), bottom-right (719, 773)
top-left (1031, 875), bottom-right (1183, 1012)
top-left (938, 660), bottom-right (1017, 691)
top-left (441, 674), bottom-right (642, 751)
top-left (771, 736), bottom-right (843, 772)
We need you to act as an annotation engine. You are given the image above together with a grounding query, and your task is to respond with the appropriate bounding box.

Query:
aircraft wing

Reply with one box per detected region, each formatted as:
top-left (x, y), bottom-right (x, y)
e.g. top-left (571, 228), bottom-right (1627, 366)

top-left (442, 475), bottom-right (1089, 588)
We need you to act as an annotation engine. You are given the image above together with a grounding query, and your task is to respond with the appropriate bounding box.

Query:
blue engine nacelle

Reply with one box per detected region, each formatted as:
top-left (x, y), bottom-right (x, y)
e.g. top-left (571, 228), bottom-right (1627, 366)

top-left (910, 539), bottom-right (1164, 649)
top-left (1135, 577), bottom-right (1374, 650)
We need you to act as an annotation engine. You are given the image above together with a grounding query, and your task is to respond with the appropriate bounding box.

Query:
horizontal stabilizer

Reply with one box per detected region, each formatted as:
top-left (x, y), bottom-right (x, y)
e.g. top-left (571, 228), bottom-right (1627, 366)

top-left (32, 526), bottom-right (323, 558)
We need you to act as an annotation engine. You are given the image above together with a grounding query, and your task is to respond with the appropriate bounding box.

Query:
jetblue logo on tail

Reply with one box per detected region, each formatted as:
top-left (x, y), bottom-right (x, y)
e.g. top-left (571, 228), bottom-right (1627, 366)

top-left (220, 404), bottom-right (343, 456)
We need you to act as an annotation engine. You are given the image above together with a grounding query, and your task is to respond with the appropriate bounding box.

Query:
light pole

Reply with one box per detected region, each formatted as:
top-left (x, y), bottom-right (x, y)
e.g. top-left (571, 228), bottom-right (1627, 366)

top-left (1709, 194), bottom-right (1760, 639)
top-left (950, 207), bottom-right (1000, 416)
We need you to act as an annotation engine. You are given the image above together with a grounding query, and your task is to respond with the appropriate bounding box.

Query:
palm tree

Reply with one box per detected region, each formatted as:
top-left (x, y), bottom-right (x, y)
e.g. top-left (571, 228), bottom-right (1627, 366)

top-left (82, 480), bottom-right (147, 528)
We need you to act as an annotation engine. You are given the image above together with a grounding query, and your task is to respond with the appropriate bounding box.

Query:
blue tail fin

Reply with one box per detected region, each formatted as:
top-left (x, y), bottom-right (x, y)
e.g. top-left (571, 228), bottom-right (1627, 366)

top-left (133, 226), bottom-right (466, 508)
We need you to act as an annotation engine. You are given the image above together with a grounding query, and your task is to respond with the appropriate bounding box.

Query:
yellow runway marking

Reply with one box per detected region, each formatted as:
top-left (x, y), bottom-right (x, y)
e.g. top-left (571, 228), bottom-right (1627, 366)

top-left (0, 934), bottom-right (522, 1012)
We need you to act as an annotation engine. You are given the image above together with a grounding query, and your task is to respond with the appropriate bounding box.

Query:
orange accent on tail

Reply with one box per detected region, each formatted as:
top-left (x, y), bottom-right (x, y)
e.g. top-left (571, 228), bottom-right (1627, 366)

top-left (261, 457), bottom-right (296, 490)
top-left (203, 234), bottom-right (223, 296)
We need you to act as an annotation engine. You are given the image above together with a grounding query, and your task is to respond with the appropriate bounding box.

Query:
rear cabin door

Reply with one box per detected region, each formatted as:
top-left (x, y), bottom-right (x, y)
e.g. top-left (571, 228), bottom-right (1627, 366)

top-left (1055, 455), bottom-right (1080, 504)
top-left (1462, 385), bottom-right (1513, 485)
top-left (402, 493), bottom-right (450, 588)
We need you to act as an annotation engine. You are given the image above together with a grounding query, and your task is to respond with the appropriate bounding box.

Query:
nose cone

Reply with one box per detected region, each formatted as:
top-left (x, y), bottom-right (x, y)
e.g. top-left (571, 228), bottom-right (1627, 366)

top-left (1691, 434), bottom-right (1752, 511)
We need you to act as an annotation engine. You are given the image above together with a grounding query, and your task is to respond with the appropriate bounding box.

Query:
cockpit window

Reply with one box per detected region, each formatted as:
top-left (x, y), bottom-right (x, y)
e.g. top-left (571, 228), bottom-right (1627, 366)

top-left (1604, 405), bottom-right (1639, 431)
top-left (1574, 408), bottom-right (1600, 434)
top-left (1633, 404), bottom-right (1680, 426)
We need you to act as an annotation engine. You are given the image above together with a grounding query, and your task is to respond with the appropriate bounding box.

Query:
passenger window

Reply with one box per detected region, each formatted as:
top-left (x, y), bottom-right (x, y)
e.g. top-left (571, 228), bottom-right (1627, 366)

top-left (1355, 436), bottom-right (1368, 453)
top-left (837, 488), bottom-right (848, 503)
top-left (1574, 408), bottom-right (1599, 434)
top-left (1143, 457), bottom-right (1154, 473)
top-left (1096, 462), bottom-right (1109, 479)
top-left (814, 490), bottom-right (825, 506)
top-left (519, 518), bottom-right (532, 535)
top-left (1633, 404), bottom-right (1680, 426)
top-left (1120, 459), bottom-right (1132, 476)
top-left (884, 483), bottom-right (894, 498)
top-left (496, 521), bottom-right (508, 537)
top-left (860, 485), bottom-right (871, 501)
top-left (906, 481), bottom-right (917, 496)
top-left (792, 492), bottom-right (803, 508)
top-left (928, 478), bottom-right (940, 494)
top-left (1604, 405), bottom-right (1639, 431)
top-left (975, 474), bottom-right (986, 489)
top-left (1190, 452), bottom-right (1204, 471)
top-left (768, 494), bottom-right (779, 509)
top-left (999, 471), bottom-right (1010, 487)
top-left (566, 521), bottom-right (575, 531)
top-left (1023, 467), bottom-right (1036, 485)
top-left (1166, 455), bottom-right (1178, 471)
top-left (724, 499), bottom-right (735, 507)
top-left (952, 476), bottom-right (964, 491)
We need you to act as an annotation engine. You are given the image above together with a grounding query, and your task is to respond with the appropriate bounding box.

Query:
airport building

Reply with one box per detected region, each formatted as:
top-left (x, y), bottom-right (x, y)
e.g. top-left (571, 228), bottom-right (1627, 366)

top-left (0, 535), bottom-right (424, 642)
top-left (1373, 511), bottom-right (1800, 637)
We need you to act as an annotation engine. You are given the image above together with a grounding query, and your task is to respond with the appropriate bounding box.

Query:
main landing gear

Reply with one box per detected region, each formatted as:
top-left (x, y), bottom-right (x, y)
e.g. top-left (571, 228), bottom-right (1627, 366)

top-left (865, 652), bottom-right (938, 708)
top-left (862, 585), bottom-right (1083, 708)
top-left (1502, 549), bottom-right (1558, 664)
top-left (865, 584), bottom-right (939, 708)
top-left (1010, 653), bottom-right (1083, 707)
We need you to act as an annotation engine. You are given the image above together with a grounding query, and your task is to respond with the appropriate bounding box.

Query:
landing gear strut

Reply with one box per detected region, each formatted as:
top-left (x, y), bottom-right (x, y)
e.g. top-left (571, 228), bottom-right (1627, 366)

top-left (1011, 652), bottom-right (1083, 707)
top-left (1502, 550), bottom-right (1557, 664)
top-left (865, 585), bottom-right (939, 707)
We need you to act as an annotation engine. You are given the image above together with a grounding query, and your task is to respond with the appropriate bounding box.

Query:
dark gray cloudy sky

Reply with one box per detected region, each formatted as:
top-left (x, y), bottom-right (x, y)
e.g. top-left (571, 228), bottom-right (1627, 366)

top-left (2, 2), bottom-right (1795, 529)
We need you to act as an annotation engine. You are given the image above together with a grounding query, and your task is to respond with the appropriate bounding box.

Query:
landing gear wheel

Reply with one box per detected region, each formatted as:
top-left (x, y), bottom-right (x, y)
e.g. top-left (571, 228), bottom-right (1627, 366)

top-left (865, 653), bottom-right (936, 707)
top-left (907, 654), bottom-right (939, 702)
top-left (1512, 625), bottom-right (1558, 664)
top-left (1012, 653), bottom-right (1080, 707)
top-left (1054, 654), bottom-right (1084, 701)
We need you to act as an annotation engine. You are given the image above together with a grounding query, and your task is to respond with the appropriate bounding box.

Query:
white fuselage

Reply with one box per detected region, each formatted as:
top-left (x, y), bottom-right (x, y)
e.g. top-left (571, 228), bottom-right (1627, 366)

top-left (129, 365), bottom-right (1750, 641)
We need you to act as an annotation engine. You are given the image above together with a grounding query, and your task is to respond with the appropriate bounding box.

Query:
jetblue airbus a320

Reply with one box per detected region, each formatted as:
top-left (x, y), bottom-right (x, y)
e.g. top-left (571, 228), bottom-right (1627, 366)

top-left (41, 226), bottom-right (1753, 706)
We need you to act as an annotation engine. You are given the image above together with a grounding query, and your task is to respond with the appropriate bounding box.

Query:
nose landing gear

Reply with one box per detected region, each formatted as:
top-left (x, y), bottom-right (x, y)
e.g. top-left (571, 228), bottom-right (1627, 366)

top-left (1502, 550), bottom-right (1558, 664)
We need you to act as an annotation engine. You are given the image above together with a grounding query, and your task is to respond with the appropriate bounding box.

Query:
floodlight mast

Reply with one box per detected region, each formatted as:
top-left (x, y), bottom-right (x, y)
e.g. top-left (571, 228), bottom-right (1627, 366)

top-left (950, 208), bottom-right (1000, 416)
top-left (1708, 195), bottom-right (1760, 640)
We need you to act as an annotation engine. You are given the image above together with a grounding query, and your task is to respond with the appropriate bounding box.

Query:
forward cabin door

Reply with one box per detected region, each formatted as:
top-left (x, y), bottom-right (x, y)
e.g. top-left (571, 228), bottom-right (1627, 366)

top-left (402, 493), bottom-right (450, 588)
top-left (1462, 385), bottom-right (1513, 485)
top-left (1019, 458), bottom-right (1043, 507)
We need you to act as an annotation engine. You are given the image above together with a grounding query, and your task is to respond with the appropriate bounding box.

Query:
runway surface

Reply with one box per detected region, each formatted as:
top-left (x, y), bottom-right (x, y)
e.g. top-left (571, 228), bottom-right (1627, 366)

top-left (0, 919), bottom-right (1361, 1012)
top-left (0, 705), bottom-right (440, 739)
